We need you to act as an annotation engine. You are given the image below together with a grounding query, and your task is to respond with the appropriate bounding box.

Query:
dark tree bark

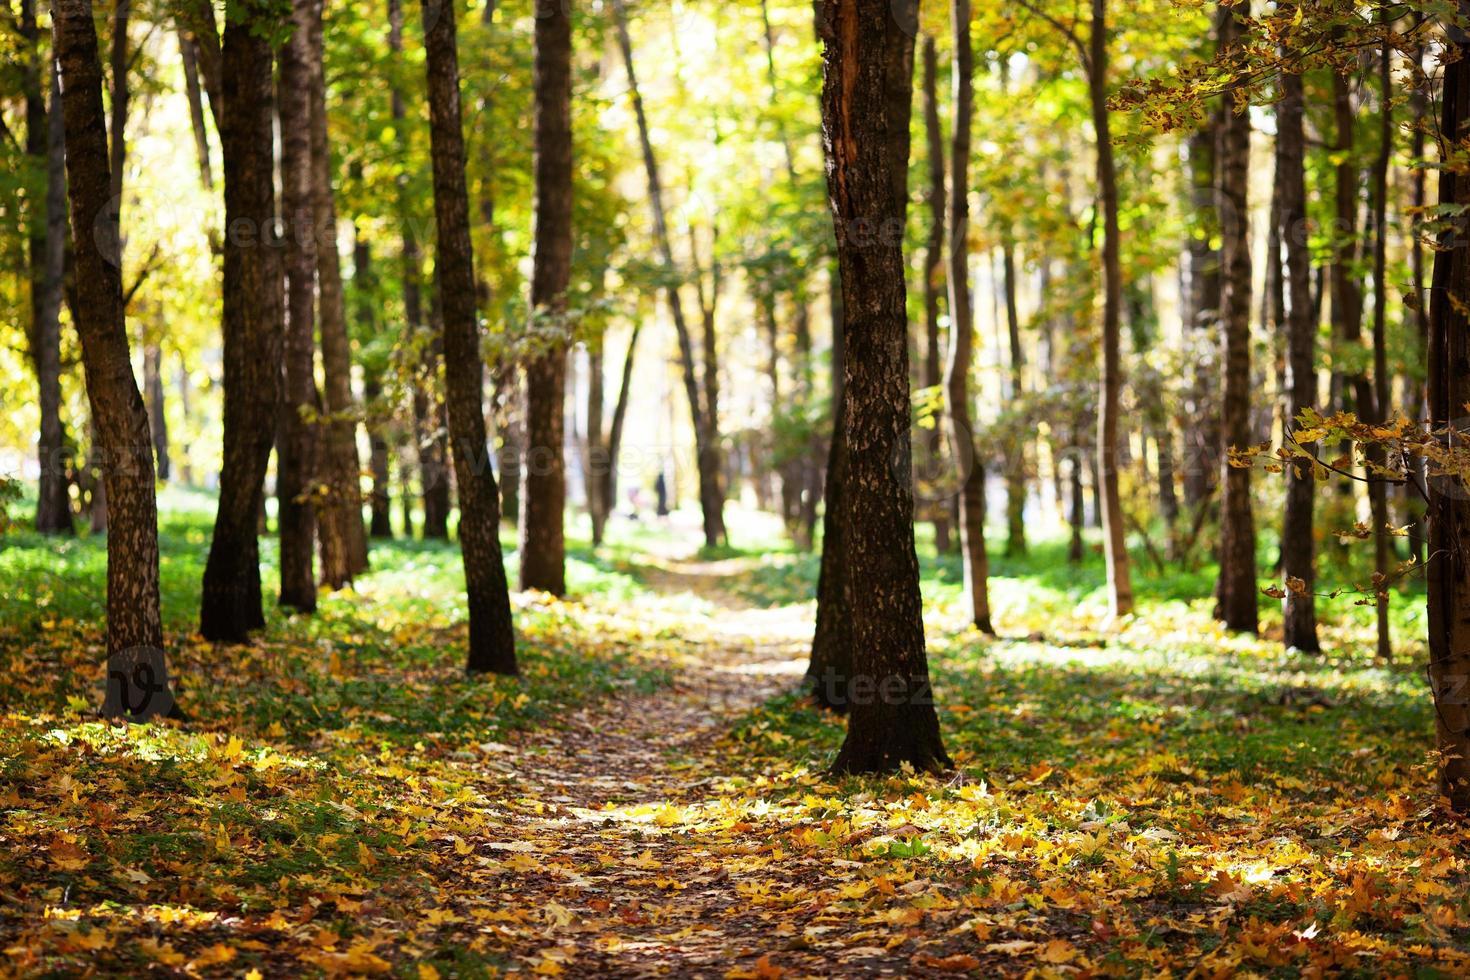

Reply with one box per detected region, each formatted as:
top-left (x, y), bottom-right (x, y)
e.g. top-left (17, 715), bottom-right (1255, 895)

top-left (919, 34), bottom-right (951, 555)
top-left (1427, 4), bottom-right (1470, 812)
top-left (1407, 43), bottom-right (1430, 569)
top-left (422, 0), bottom-right (517, 674)
top-left (945, 0), bottom-right (994, 634)
top-left (22, 1), bottom-right (74, 536)
top-left (200, 0), bottom-right (283, 642)
top-left (818, 0), bottom-right (949, 774)
top-left (277, 0), bottom-right (318, 613)
top-left (308, 0), bottom-right (367, 585)
top-left (53, 0), bottom-right (171, 712)
top-left (587, 321), bottom-right (641, 546)
top-left (519, 0), bottom-right (573, 595)
top-left (808, 260), bottom-right (851, 711)
top-left (353, 227), bottom-right (393, 540)
top-left (1277, 60), bottom-right (1318, 652)
top-left (1183, 119), bottom-right (1221, 507)
top-left (1212, 3), bottom-right (1257, 635)
top-left (388, 0), bottom-right (448, 541)
top-left (1089, 0), bottom-right (1134, 619)
top-left (1367, 33), bottom-right (1393, 660)
top-left (611, 0), bottom-right (727, 549)
top-left (107, 0), bottom-right (128, 210)
top-left (178, 31), bottom-right (213, 190)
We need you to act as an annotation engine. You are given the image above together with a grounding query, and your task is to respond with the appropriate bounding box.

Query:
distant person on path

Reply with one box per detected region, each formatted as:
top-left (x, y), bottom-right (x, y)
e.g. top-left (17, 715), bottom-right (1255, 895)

top-left (654, 472), bottom-right (669, 517)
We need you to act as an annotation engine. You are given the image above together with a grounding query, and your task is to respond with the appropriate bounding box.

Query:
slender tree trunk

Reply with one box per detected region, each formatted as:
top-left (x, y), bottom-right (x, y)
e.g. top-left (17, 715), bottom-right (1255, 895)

top-left (519, 0), bottom-right (573, 595)
top-left (308, 0), bottom-right (366, 584)
top-left (819, 0), bottom-right (949, 774)
top-left (945, 0), bottom-right (993, 634)
top-left (586, 345), bottom-right (608, 543)
top-left (54, 0), bottom-right (172, 716)
top-left (23, 3), bottom-right (74, 536)
top-left (1213, 4), bottom-right (1257, 634)
top-left (1368, 33), bottom-right (1393, 660)
top-left (1090, 0), bottom-right (1134, 619)
top-left (352, 229), bottom-right (393, 541)
top-left (920, 34), bottom-right (951, 555)
top-left (278, 0), bottom-right (319, 612)
top-left (178, 31), bottom-right (213, 189)
top-left (422, 0), bottom-right (517, 674)
top-left (1184, 120), bottom-right (1221, 506)
top-left (1001, 237), bottom-right (1027, 556)
top-left (1426, 5), bottom-right (1470, 812)
top-left (1278, 59), bottom-right (1319, 652)
top-left (200, 0), bottom-right (283, 642)
top-left (143, 342), bottom-right (168, 480)
top-left (611, 0), bottom-right (726, 548)
top-left (1408, 43), bottom-right (1430, 569)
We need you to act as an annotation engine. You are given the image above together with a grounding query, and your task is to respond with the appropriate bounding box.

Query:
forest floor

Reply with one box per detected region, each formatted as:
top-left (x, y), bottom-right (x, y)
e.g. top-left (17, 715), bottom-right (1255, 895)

top-left (2, 491), bottom-right (1470, 977)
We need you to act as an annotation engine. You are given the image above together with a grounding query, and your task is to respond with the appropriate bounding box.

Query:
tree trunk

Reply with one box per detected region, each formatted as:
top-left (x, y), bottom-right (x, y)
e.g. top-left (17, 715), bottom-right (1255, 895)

top-left (1213, 4), bottom-right (1257, 634)
top-left (422, 0), bottom-right (517, 674)
top-left (819, 0), bottom-right (949, 774)
top-left (199, 1), bottom-right (283, 642)
top-left (143, 342), bottom-right (168, 481)
top-left (1001, 237), bottom-right (1027, 557)
top-left (1427, 6), bottom-right (1470, 812)
top-left (53, 0), bottom-right (172, 717)
top-left (277, 0), bottom-right (319, 613)
top-left (178, 31), bottom-right (213, 189)
top-left (308, 0), bottom-right (366, 585)
top-left (1408, 43), bottom-right (1430, 569)
top-left (23, 2), bottom-right (74, 536)
top-left (920, 34), bottom-right (951, 556)
top-left (350, 228), bottom-right (392, 541)
top-left (944, 0), bottom-right (994, 634)
top-left (1277, 60), bottom-right (1319, 653)
top-left (1089, 0), bottom-right (1134, 619)
top-left (519, 0), bottom-right (573, 595)
top-left (1368, 32), bottom-right (1393, 660)
top-left (809, 258), bottom-right (850, 710)
top-left (611, 0), bottom-right (726, 548)
top-left (1183, 120), bottom-right (1221, 507)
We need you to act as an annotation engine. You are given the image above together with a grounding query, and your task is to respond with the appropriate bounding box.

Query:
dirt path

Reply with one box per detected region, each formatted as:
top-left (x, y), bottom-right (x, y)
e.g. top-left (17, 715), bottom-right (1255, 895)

top-left (459, 550), bottom-right (844, 977)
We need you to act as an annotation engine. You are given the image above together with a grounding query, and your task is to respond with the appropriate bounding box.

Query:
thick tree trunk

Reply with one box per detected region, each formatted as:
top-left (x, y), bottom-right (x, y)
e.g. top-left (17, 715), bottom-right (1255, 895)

top-left (611, 0), bottom-right (726, 548)
top-left (308, 0), bottom-right (367, 585)
top-left (920, 34), bottom-right (951, 556)
top-left (277, 0), bottom-right (319, 613)
top-left (945, 0), bottom-right (993, 634)
top-left (1427, 9), bottom-right (1470, 812)
top-left (23, 3), bottom-right (74, 536)
top-left (1368, 34), bottom-right (1393, 660)
top-left (1090, 0), bottom-right (1134, 619)
top-left (819, 0), bottom-right (949, 774)
top-left (200, 2), bottom-right (283, 642)
top-left (53, 0), bottom-right (172, 716)
top-left (1277, 62), bottom-right (1318, 652)
top-left (519, 1), bottom-right (573, 595)
top-left (1213, 4), bottom-right (1257, 634)
top-left (422, 0), bottom-right (517, 674)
